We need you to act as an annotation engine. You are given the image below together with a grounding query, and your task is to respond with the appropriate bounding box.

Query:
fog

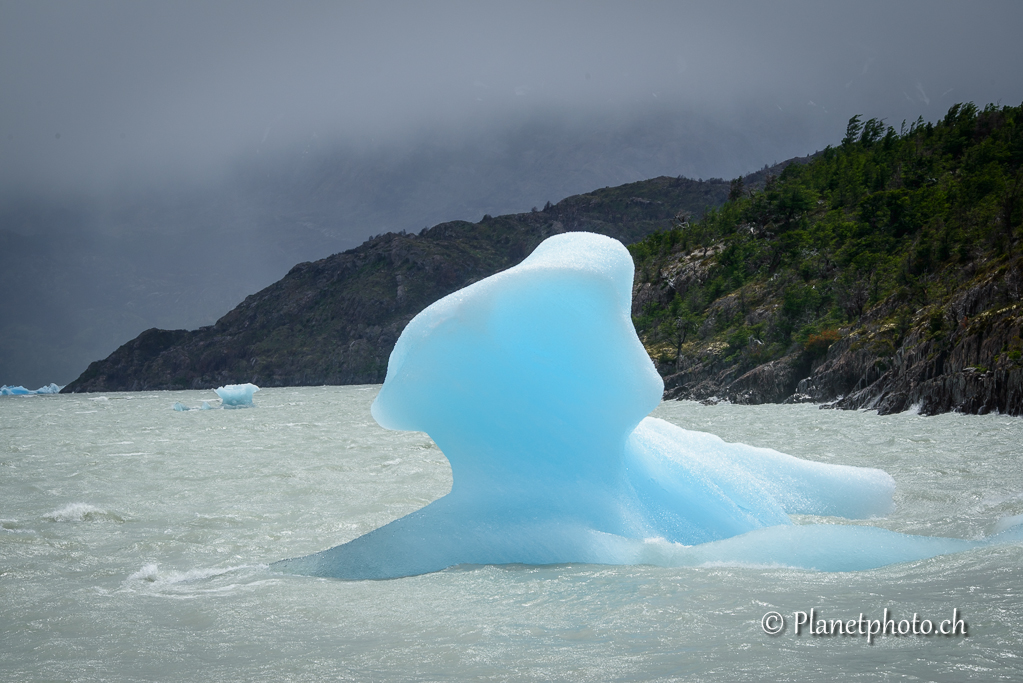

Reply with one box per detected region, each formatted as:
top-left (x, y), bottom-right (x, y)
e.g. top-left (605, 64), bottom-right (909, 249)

top-left (2, 1), bottom-right (1023, 386)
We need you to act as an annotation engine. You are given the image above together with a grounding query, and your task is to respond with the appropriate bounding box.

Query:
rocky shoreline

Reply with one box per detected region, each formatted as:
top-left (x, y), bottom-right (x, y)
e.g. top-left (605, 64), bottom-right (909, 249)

top-left (659, 261), bottom-right (1023, 416)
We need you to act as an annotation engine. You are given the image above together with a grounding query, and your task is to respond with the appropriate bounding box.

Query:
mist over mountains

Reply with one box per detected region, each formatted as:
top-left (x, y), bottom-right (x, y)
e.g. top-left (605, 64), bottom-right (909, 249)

top-left (3, 1), bottom-right (1023, 387)
top-left (0, 109), bottom-right (805, 387)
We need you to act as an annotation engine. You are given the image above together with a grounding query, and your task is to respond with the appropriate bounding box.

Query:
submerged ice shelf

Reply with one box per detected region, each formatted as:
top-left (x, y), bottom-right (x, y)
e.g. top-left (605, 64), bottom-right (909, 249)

top-left (276, 232), bottom-right (1022, 579)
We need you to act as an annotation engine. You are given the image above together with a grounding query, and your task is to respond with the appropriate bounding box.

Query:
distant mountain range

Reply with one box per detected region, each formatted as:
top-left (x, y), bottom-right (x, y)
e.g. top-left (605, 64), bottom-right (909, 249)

top-left (61, 172), bottom-right (752, 391)
top-left (64, 103), bottom-right (1023, 417)
top-left (3, 110), bottom-right (793, 387)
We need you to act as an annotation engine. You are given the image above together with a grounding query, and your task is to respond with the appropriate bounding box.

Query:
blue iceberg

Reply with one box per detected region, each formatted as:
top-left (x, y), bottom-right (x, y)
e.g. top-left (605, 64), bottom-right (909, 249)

top-left (1, 383), bottom-right (62, 396)
top-left (276, 233), bottom-right (1021, 579)
top-left (215, 383), bottom-right (259, 408)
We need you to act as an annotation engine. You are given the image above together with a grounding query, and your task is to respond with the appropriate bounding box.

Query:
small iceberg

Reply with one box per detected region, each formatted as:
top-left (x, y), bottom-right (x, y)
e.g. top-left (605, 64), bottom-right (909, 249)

top-left (1, 383), bottom-right (63, 396)
top-left (171, 383), bottom-right (260, 412)
top-left (215, 383), bottom-right (259, 408)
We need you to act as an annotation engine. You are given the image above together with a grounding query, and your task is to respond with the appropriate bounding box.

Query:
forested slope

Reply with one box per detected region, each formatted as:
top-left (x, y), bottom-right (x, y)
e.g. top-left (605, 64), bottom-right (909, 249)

top-left (631, 103), bottom-right (1023, 415)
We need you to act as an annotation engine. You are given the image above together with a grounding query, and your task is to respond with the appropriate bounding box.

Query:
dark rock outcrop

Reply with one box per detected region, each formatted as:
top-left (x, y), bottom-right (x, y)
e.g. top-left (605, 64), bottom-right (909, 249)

top-left (63, 176), bottom-right (730, 392)
top-left (660, 261), bottom-right (1023, 416)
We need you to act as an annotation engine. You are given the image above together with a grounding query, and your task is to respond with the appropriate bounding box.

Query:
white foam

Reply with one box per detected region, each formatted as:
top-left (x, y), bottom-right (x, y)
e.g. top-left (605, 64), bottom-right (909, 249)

top-left (43, 503), bottom-right (123, 522)
top-left (122, 563), bottom-right (273, 598)
top-left (129, 563), bottom-right (161, 582)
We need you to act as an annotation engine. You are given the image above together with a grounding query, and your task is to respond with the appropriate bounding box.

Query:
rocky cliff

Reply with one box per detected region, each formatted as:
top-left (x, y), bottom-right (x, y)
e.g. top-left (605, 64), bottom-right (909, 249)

top-left (654, 259), bottom-right (1023, 416)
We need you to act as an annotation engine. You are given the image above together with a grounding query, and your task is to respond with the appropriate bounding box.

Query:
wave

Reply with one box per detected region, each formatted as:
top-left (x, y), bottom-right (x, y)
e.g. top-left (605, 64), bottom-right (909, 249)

top-left (43, 503), bottom-right (124, 523)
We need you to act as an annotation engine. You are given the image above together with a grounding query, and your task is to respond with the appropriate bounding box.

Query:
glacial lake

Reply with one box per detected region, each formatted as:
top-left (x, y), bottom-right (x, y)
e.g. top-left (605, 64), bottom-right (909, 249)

top-left (2, 386), bottom-right (1022, 681)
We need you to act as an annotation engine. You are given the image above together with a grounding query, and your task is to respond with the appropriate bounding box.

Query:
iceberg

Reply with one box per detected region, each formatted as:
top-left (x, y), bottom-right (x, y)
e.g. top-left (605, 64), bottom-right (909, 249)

top-left (1, 383), bottom-right (62, 396)
top-left (276, 232), bottom-right (1020, 579)
top-left (215, 383), bottom-right (259, 408)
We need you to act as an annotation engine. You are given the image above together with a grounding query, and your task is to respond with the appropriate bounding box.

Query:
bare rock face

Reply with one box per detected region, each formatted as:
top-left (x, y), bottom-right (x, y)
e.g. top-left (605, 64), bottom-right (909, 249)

top-left (726, 353), bottom-right (809, 405)
top-left (651, 257), bottom-right (1023, 417)
top-left (823, 299), bottom-right (1023, 416)
top-left (663, 352), bottom-right (808, 405)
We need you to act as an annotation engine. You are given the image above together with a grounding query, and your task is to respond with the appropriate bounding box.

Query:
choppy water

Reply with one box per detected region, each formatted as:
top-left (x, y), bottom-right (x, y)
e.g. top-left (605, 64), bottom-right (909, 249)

top-left (2, 386), bottom-right (1022, 681)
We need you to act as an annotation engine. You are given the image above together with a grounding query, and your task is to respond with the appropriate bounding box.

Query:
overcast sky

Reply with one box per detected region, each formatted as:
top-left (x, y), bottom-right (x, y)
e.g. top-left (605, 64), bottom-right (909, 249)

top-left (3, 0), bottom-right (1023, 386)
top-left (4, 0), bottom-right (1023, 197)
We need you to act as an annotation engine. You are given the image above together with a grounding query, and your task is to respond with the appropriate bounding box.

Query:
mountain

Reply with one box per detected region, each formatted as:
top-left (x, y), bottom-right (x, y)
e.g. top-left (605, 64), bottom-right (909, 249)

top-left (3, 109), bottom-right (795, 388)
top-left (63, 174), bottom-right (751, 391)
top-left (629, 103), bottom-right (1023, 416)
top-left (67, 104), bottom-right (1021, 417)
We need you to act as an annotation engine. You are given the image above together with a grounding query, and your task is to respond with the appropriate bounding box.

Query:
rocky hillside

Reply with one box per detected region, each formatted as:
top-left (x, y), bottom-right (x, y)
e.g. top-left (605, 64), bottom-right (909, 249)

top-left (62, 175), bottom-right (739, 392)
top-left (67, 104), bottom-right (1023, 419)
top-left (631, 103), bottom-right (1023, 416)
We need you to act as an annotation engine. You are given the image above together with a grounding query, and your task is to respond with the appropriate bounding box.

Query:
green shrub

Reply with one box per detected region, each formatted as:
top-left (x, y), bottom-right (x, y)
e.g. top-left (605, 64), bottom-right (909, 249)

top-left (804, 329), bottom-right (841, 357)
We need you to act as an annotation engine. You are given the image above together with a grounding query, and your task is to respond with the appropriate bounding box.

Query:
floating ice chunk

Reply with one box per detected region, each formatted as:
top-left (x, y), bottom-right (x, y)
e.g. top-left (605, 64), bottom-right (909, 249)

top-left (173, 399), bottom-right (216, 411)
top-left (275, 233), bottom-right (1011, 579)
top-left (175, 394), bottom-right (245, 411)
top-left (215, 383), bottom-right (259, 408)
top-left (602, 523), bottom-right (1023, 572)
top-left (1, 383), bottom-right (63, 395)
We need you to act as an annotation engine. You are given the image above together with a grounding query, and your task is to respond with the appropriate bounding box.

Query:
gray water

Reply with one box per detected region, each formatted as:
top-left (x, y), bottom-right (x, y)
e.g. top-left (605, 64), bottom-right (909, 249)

top-left (2, 386), bottom-right (1022, 681)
